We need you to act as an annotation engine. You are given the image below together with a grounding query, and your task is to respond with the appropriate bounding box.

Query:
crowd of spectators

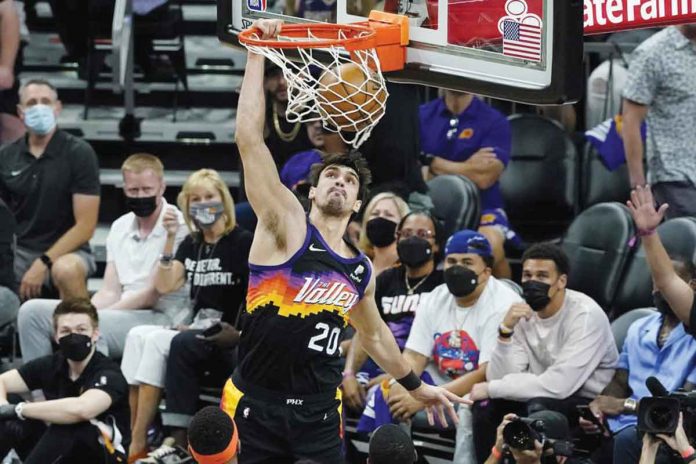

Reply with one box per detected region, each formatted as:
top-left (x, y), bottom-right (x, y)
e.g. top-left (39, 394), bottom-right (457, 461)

top-left (0, 3), bottom-right (695, 463)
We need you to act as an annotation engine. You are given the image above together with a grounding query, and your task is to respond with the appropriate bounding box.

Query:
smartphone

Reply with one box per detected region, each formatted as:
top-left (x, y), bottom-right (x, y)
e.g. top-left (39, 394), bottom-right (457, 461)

top-left (577, 405), bottom-right (605, 429)
top-left (201, 323), bottom-right (223, 337)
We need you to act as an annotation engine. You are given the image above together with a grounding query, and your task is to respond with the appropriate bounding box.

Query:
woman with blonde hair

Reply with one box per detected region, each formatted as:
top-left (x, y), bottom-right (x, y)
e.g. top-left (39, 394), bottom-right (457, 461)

top-left (121, 169), bottom-right (253, 462)
top-left (358, 192), bottom-right (410, 276)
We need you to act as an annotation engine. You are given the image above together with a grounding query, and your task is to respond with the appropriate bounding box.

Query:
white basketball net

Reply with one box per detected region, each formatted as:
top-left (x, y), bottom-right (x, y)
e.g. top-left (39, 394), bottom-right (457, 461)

top-left (242, 28), bottom-right (389, 149)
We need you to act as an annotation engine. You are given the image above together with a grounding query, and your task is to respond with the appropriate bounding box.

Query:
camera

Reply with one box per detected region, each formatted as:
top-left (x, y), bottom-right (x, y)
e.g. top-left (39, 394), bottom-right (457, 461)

top-left (637, 376), bottom-right (696, 435)
top-left (503, 417), bottom-right (545, 451)
top-left (503, 414), bottom-right (575, 458)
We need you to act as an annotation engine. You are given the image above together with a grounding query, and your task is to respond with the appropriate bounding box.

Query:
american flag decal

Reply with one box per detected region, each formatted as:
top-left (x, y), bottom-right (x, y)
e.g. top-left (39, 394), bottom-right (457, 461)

top-left (502, 20), bottom-right (542, 62)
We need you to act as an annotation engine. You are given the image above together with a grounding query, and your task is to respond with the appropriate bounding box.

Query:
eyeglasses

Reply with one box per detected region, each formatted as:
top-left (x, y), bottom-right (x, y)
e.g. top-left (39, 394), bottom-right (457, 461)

top-left (398, 228), bottom-right (434, 240)
top-left (446, 117), bottom-right (459, 140)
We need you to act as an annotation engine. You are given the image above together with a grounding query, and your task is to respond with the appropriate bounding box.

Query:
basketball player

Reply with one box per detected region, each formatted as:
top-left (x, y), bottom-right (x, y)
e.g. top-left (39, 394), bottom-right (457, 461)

top-left (223, 18), bottom-right (466, 463)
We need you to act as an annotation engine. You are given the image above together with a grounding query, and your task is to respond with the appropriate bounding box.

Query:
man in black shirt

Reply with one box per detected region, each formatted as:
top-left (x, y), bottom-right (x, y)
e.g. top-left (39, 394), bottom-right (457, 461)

top-left (0, 298), bottom-right (130, 463)
top-left (626, 185), bottom-right (696, 334)
top-left (0, 79), bottom-right (100, 301)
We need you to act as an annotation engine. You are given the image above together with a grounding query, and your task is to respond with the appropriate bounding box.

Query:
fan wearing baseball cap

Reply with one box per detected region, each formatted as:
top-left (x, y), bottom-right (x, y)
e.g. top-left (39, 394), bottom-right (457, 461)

top-left (387, 229), bottom-right (524, 462)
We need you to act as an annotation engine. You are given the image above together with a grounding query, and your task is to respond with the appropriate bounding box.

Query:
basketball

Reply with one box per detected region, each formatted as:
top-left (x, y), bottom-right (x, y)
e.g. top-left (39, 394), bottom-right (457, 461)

top-left (317, 63), bottom-right (388, 132)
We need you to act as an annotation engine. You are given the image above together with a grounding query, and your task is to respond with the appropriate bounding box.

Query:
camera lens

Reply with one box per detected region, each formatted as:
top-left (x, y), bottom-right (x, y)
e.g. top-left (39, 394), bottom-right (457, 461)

top-left (647, 405), bottom-right (676, 430)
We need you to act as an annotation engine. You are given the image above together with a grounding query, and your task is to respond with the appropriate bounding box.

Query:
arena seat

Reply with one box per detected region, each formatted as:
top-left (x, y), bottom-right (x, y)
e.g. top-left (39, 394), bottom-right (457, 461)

top-left (500, 278), bottom-right (522, 296)
top-left (427, 174), bottom-right (481, 240)
top-left (612, 217), bottom-right (696, 318)
top-left (500, 114), bottom-right (579, 242)
top-left (561, 202), bottom-right (635, 311)
top-left (611, 308), bottom-right (655, 350)
top-left (579, 143), bottom-right (630, 210)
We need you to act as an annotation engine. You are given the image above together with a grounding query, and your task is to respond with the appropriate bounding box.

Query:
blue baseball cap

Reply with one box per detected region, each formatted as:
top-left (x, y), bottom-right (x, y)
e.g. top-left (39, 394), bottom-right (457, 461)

top-left (280, 149), bottom-right (323, 190)
top-left (444, 230), bottom-right (492, 257)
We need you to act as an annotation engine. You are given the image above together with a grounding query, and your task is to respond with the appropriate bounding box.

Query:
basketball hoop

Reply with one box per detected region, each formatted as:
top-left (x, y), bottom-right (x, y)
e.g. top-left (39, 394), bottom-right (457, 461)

top-left (238, 12), bottom-right (409, 149)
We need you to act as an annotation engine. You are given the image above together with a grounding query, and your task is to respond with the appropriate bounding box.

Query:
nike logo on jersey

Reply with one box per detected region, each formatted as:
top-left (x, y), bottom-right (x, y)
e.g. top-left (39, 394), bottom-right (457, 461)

top-left (294, 277), bottom-right (359, 309)
top-left (309, 244), bottom-right (326, 252)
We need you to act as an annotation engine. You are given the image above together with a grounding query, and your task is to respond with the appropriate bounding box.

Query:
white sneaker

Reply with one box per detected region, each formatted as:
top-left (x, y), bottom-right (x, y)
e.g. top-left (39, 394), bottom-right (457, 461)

top-left (137, 437), bottom-right (193, 464)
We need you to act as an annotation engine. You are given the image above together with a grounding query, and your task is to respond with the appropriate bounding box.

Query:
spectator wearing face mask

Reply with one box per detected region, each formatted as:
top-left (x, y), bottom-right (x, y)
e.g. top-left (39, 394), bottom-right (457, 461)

top-left (17, 153), bottom-right (190, 362)
top-left (343, 211), bottom-right (443, 413)
top-left (123, 168), bottom-right (252, 462)
top-left (357, 192), bottom-right (411, 277)
top-left (470, 243), bottom-right (618, 464)
top-left (361, 230), bottom-right (521, 462)
top-left (0, 299), bottom-right (130, 463)
top-left (0, 79), bottom-right (99, 302)
top-left (579, 252), bottom-right (696, 464)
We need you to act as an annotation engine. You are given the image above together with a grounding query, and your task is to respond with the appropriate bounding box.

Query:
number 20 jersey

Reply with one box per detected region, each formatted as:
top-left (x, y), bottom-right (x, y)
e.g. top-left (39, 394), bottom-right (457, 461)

top-left (237, 222), bottom-right (371, 395)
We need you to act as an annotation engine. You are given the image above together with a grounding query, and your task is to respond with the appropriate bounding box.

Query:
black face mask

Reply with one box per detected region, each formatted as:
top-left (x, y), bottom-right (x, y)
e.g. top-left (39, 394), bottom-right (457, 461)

top-left (397, 237), bottom-right (433, 268)
top-left (58, 333), bottom-right (93, 362)
top-left (366, 217), bottom-right (397, 248)
top-left (522, 280), bottom-right (552, 311)
top-left (653, 291), bottom-right (674, 318)
top-left (125, 195), bottom-right (158, 218)
top-left (444, 265), bottom-right (479, 297)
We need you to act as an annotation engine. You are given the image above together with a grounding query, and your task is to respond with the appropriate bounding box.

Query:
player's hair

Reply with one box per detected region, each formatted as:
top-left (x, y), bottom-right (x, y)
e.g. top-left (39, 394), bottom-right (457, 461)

top-left (188, 406), bottom-right (238, 457)
top-left (53, 298), bottom-right (99, 330)
top-left (178, 169), bottom-right (237, 234)
top-left (358, 192), bottom-right (410, 257)
top-left (309, 151), bottom-right (372, 205)
top-left (522, 242), bottom-right (570, 276)
top-left (368, 424), bottom-right (417, 464)
top-left (121, 153), bottom-right (164, 179)
top-left (18, 78), bottom-right (58, 103)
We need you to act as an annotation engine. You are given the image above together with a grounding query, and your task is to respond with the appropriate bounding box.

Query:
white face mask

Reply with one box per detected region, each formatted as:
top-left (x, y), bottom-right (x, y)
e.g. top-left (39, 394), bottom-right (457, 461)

top-left (23, 104), bottom-right (56, 135)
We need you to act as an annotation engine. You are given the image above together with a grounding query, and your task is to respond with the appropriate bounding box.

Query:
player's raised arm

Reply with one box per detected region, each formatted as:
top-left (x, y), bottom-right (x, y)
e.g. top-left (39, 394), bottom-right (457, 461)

top-left (235, 20), bottom-right (306, 247)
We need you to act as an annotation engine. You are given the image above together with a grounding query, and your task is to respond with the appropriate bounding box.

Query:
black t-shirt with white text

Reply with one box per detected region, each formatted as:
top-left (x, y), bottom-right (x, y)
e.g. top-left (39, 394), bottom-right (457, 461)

top-left (375, 265), bottom-right (443, 350)
top-left (174, 227), bottom-right (253, 324)
top-left (18, 352), bottom-right (131, 449)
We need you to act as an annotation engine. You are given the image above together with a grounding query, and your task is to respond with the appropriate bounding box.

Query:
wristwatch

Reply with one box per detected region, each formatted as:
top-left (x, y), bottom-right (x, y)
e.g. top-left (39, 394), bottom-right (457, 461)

top-left (623, 397), bottom-right (637, 413)
top-left (159, 253), bottom-right (174, 266)
top-left (498, 323), bottom-right (514, 339)
top-left (39, 254), bottom-right (53, 270)
top-left (15, 402), bottom-right (26, 421)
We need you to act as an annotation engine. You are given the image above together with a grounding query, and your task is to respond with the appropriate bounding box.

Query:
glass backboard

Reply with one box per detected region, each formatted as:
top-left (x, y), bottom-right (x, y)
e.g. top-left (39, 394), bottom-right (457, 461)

top-left (217, 0), bottom-right (584, 104)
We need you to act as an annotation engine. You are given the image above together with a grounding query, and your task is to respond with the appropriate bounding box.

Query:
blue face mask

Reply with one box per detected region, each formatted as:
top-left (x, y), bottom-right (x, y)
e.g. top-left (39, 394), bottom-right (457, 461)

top-left (23, 104), bottom-right (56, 135)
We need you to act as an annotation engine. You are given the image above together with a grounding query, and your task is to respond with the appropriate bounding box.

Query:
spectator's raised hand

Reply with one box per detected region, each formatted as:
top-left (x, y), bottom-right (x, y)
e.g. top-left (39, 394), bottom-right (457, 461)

top-left (162, 206), bottom-right (180, 238)
top-left (627, 185), bottom-right (668, 232)
top-left (502, 303), bottom-right (534, 331)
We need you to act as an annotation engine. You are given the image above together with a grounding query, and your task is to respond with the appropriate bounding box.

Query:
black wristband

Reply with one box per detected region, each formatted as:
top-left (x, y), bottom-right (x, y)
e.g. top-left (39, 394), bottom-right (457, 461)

top-left (419, 152), bottom-right (435, 167)
top-left (396, 370), bottom-right (422, 391)
top-left (498, 327), bottom-right (513, 339)
top-left (39, 254), bottom-right (53, 270)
